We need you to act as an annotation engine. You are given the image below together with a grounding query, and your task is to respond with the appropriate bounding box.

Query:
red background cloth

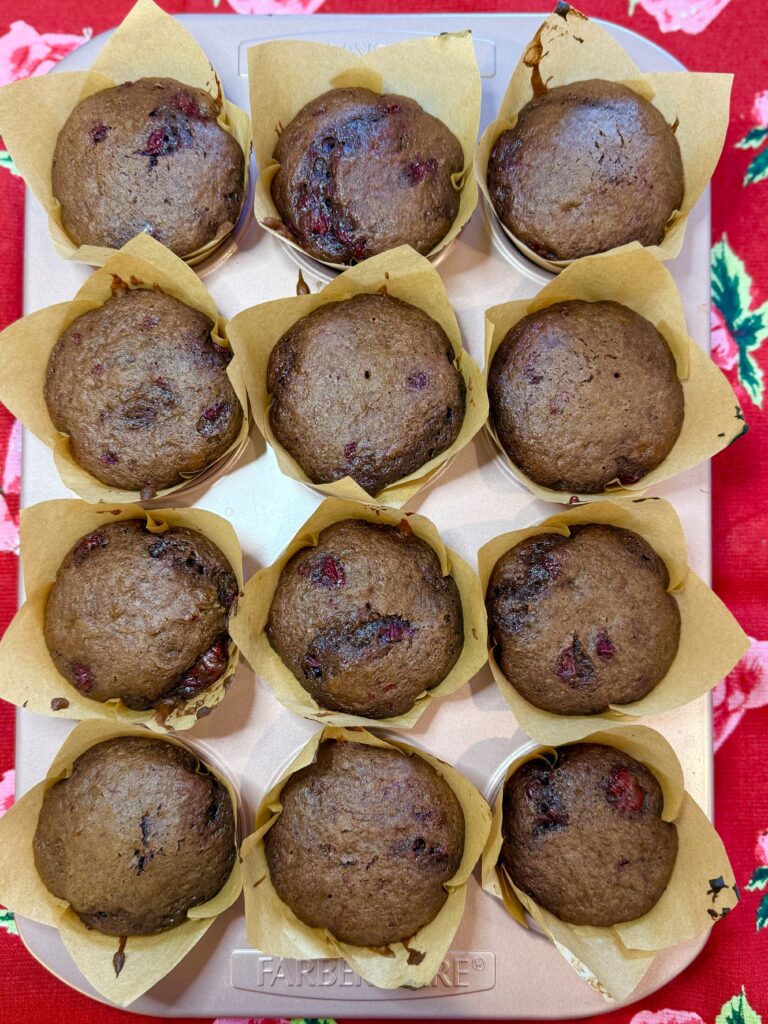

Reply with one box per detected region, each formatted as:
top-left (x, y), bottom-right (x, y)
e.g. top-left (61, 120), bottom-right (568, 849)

top-left (0, 1), bottom-right (766, 1023)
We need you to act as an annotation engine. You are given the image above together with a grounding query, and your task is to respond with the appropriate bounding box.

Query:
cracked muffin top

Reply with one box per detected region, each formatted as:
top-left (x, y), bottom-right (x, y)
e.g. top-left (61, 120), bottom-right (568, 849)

top-left (44, 288), bottom-right (243, 498)
top-left (33, 736), bottom-right (236, 936)
top-left (52, 77), bottom-right (245, 257)
top-left (487, 79), bottom-right (683, 262)
top-left (271, 87), bottom-right (464, 264)
top-left (487, 299), bottom-right (684, 494)
top-left (265, 740), bottom-right (465, 946)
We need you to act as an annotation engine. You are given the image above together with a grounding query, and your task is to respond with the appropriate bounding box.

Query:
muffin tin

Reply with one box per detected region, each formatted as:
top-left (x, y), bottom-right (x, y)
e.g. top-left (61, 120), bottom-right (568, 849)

top-left (15, 11), bottom-right (716, 1019)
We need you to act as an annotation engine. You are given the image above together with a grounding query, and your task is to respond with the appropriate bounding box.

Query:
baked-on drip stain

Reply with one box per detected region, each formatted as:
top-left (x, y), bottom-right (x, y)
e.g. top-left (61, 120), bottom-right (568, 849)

top-left (113, 936), bottom-right (127, 978)
top-left (50, 697), bottom-right (70, 711)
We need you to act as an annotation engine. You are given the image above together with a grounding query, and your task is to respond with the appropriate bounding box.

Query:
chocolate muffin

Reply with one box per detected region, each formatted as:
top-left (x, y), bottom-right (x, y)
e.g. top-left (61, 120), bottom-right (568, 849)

top-left (44, 288), bottom-right (243, 497)
top-left (488, 300), bottom-right (684, 493)
top-left (486, 524), bottom-right (681, 716)
top-left (265, 740), bottom-right (464, 946)
top-left (268, 293), bottom-right (465, 495)
top-left (271, 87), bottom-right (464, 263)
top-left (500, 742), bottom-right (678, 926)
top-left (44, 519), bottom-right (238, 711)
top-left (34, 736), bottom-right (236, 936)
top-left (487, 79), bottom-right (684, 261)
top-left (52, 77), bottom-right (245, 257)
top-left (267, 518), bottom-right (464, 718)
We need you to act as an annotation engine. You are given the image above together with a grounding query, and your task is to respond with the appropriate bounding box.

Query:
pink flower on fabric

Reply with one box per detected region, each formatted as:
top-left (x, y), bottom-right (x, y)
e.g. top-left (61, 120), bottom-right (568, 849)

top-left (711, 305), bottom-right (739, 372)
top-left (0, 419), bottom-right (20, 555)
top-left (629, 0), bottom-right (732, 35)
top-left (630, 1011), bottom-right (705, 1024)
top-left (753, 90), bottom-right (768, 128)
top-left (713, 639), bottom-right (768, 751)
top-left (755, 829), bottom-right (768, 865)
top-left (224, 0), bottom-right (326, 12)
top-left (0, 770), bottom-right (14, 816)
top-left (0, 21), bottom-right (91, 86)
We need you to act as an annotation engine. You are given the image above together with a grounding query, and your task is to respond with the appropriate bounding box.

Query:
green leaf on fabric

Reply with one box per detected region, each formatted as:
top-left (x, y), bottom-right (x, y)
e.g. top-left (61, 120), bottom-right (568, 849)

top-left (757, 893), bottom-right (768, 931)
top-left (0, 908), bottom-right (17, 936)
top-left (744, 148), bottom-right (768, 186)
top-left (736, 126), bottom-right (768, 150)
top-left (717, 988), bottom-right (763, 1024)
top-left (0, 150), bottom-right (20, 177)
top-left (747, 865), bottom-right (768, 891)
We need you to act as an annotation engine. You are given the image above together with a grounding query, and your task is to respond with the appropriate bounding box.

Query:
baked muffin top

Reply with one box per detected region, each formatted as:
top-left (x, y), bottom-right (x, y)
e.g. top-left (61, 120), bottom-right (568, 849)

top-left (44, 288), bottom-right (243, 498)
top-left (52, 77), bottom-right (245, 257)
top-left (265, 740), bottom-right (465, 947)
top-left (34, 737), bottom-right (236, 936)
top-left (267, 518), bottom-right (464, 719)
top-left (271, 87), bottom-right (463, 264)
top-left (44, 519), bottom-right (238, 711)
top-left (486, 524), bottom-right (681, 716)
top-left (488, 299), bottom-right (684, 494)
top-left (501, 742), bottom-right (678, 926)
top-left (268, 292), bottom-right (465, 496)
top-left (487, 79), bottom-right (684, 261)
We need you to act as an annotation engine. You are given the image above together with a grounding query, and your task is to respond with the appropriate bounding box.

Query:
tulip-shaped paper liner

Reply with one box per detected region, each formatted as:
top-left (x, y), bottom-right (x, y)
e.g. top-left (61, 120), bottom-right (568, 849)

top-left (0, 0), bottom-right (251, 266)
top-left (481, 725), bottom-right (738, 1001)
top-left (484, 246), bottom-right (744, 503)
top-left (227, 245), bottom-right (487, 508)
top-left (0, 499), bottom-right (244, 731)
top-left (478, 498), bottom-right (749, 745)
top-left (0, 233), bottom-right (249, 503)
top-left (241, 726), bottom-right (491, 989)
top-left (248, 31), bottom-right (480, 270)
top-left (0, 720), bottom-right (243, 1007)
top-left (229, 498), bottom-right (487, 728)
top-left (475, 4), bottom-right (732, 272)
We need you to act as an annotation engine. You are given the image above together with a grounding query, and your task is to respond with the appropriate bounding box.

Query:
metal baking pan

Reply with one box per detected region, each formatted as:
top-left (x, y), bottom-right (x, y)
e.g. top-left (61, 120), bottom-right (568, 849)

top-left (15, 11), bottom-right (715, 1018)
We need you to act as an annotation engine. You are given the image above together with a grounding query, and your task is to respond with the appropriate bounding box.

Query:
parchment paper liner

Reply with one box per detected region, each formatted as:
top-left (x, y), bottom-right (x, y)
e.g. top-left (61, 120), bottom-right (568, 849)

top-left (0, 499), bottom-right (244, 731)
top-left (0, 0), bottom-right (252, 267)
top-left (247, 31), bottom-right (480, 271)
top-left (481, 724), bottom-right (737, 1001)
top-left (241, 726), bottom-right (491, 988)
top-left (475, 4), bottom-right (732, 273)
top-left (477, 498), bottom-right (748, 744)
top-left (228, 245), bottom-right (487, 508)
top-left (0, 233), bottom-right (250, 504)
top-left (484, 245), bottom-right (744, 503)
top-left (0, 719), bottom-right (243, 1006)
top-left (229, 498), bottom-right (487, 729)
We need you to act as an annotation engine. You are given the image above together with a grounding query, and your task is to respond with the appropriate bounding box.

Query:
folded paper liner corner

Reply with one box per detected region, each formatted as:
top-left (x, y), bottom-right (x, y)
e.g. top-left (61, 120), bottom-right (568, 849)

top-left (227, 245), bottom-right (488, 509)
top-left (240, 725), bottom-right (491, 989)
top-left (480, 724), bottom-right (738, 1003)
top-left (229, 497), bottom-right (488, 729)
top-left (477, 497), bottom-right (749, 745)
top-left (0, 232), bottom-right (250, 504)
top-left (0, 0), bottom-right (252, 267)
top-left (0, 498), bottom-right (244, 731)
top-left (474, 4), bottom-right (732, 273)
top-left (0, 720), bottom-right (243, 1007)
top-left (483, 245), bottom-right (744, 504)
top-left (247, 31), bottom-right (481, 271)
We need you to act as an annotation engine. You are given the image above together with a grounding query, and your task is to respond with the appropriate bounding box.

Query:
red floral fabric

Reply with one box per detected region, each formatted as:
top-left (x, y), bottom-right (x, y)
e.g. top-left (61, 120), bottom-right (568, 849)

top-left (0, 1), bottom-right (766, 1023)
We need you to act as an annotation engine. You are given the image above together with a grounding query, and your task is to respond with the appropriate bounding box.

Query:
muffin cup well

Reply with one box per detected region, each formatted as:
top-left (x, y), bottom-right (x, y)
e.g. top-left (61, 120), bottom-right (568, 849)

top-left (0, 499), bottom-right (244, 731)
top-left (248, 32), bottom-right (480, 271)
top-left (481, 725), bottom-right (737, 1002)
top-left (0, 0), bottom-right (252, 267)
top-left (229, 497), bottom-right (487, 729)
top-left (0, 233), bottom-right (250, 503)
top-left (484, 245), bottom-right (744, 503)
top-left (241, 725), bottom-right (491, 989)
top-left (227, 245), bottom-right (488, 508)
top-left (0, 720), bottom-right (242, 1007)
top-left (474, 4), bottom-right (732, 273)
top-left (478, 498), bottom-right (748, 745)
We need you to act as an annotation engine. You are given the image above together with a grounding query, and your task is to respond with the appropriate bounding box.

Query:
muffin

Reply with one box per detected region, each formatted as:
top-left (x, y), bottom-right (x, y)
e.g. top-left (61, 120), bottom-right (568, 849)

top-left (487, 79), bottom-right (684, 261)
top-left (268, 293), bottom-right (465, 495)
top-left (488, 300), bottom-right (684, 493)
top-left (267, 518), bottom-right (464, 718)
top-left (44, 519), bottom-right (238, 711)
top-left (33, 736), bottom-right (236, 936)
top-left (52, 77), bottom-right (245, 257)
top-left (501, 742), bottom-right (678, 926)
top-left (486, 524), bottom-right (681, 716)
top-left (265, 740), bottom-right (464, 946)
top-left (44, 288), bottom-right (243, 498)
top-left (271, 87), bottom-right (464, 264)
